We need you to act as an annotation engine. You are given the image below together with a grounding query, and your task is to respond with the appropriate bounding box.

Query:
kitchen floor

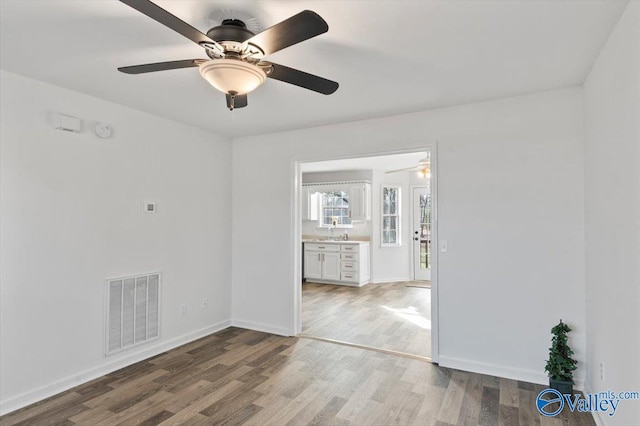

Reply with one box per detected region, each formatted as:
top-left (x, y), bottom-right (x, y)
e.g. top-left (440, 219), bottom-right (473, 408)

top-left (302, 281), bottom-right (431, 358)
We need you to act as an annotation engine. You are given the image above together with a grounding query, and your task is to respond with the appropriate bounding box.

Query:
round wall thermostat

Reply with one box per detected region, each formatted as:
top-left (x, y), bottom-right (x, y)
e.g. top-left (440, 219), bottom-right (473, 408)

top-left (95, 122), bottom-right (112, 138)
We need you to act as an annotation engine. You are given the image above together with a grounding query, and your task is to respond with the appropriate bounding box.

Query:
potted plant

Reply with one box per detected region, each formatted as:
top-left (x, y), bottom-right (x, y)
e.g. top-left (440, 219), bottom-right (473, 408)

top-left (544, 319), bottom-right (577, 394)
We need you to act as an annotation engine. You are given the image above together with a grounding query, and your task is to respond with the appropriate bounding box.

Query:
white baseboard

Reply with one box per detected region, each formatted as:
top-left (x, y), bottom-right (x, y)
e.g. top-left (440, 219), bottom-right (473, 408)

top-left (583, 382), bottom-right (606, 426)
top-left (438, 355), bottom-right (585, 391)
top-left (0, 319), bottom-right (232, 416)
top-left (231, 318), bottom-right (293, 337)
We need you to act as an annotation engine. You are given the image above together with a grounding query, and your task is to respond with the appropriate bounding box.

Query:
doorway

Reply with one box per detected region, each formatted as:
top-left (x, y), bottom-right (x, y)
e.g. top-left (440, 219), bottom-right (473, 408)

top-left (296, 149), bottom-right (438, 361)
top-left (412, 187), bottom-right (431, 281)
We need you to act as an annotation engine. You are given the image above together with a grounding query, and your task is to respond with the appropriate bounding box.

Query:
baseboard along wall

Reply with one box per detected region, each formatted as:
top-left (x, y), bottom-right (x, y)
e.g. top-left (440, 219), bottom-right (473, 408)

top-left (0, 319), bottom-right (232, 416)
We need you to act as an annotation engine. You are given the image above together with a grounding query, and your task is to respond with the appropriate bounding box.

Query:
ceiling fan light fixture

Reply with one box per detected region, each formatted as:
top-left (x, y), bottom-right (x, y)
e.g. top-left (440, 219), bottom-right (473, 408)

top-left (199, 59), bottom-right (266, 95)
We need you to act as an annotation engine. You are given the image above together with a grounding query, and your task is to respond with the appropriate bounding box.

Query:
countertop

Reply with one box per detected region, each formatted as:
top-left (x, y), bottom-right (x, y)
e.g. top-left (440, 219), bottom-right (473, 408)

top-left (302, 239), bottom-right (368, 245)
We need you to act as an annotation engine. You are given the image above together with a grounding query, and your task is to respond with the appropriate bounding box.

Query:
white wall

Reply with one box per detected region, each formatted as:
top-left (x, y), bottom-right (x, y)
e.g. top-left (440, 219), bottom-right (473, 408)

top-left (0, 71), bottom-right (232, 413)
top-left (232, 87), bottom-right (586, 385)
top-left (583, 2), bottom-right (640, 425)
top-left (302, 170), bottom-right (373, 184)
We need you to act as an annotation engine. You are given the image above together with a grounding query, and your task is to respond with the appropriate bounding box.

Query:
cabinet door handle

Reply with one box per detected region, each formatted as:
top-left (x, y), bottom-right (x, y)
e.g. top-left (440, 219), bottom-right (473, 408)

top-left (322, 253), bottom-right (325, 261)
top-left (318, 253), bottom-right (321, 261)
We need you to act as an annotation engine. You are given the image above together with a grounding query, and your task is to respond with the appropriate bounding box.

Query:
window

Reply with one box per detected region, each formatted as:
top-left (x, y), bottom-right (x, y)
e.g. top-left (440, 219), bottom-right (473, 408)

top-left (321, 191), bottom-right (352, 226)
top-left (302, 181), bottom-right (370, 227)
top-left (419, 192), bottom-right (431, 269)
top-left (382, 186), bottom-right (401, 246)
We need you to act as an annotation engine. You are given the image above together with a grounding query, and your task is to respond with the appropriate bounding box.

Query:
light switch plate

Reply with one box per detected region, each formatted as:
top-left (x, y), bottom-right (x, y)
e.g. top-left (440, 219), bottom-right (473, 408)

top-left (440, 240), bottom-right (448, 252)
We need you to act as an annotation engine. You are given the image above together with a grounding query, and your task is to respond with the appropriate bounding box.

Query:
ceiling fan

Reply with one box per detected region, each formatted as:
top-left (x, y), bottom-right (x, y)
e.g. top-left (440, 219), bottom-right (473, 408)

top-left (385, 156), bottom-right (431, 177)
top-left (117, 0), bottom-right (339, 110)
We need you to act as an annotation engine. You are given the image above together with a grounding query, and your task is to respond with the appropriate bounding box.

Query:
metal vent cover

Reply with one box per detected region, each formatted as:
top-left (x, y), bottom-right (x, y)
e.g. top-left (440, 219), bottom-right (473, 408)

top-left (106, 272), bottom-right (160, 356)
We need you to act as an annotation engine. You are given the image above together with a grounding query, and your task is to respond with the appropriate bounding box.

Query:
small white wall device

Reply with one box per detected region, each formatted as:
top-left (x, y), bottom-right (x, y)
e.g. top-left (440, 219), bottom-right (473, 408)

top-left (53, 113), bottom-right (82, 132)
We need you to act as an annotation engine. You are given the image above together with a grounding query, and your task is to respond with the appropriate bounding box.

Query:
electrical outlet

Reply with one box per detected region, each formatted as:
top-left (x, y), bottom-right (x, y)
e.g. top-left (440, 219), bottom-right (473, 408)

top-left (600, 362), bottom-right (605, 382)
top-left (201, 298), bottom-right (208, 309)
top-left (180, 304), bottom-right (187, 316)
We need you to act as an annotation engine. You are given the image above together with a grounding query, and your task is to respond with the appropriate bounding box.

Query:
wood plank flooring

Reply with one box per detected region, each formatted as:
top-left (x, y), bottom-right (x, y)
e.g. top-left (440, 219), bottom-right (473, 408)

top-left (0, 328), bottom-right (595, 426)
top-left (302, 281), bottom-right (431, 357)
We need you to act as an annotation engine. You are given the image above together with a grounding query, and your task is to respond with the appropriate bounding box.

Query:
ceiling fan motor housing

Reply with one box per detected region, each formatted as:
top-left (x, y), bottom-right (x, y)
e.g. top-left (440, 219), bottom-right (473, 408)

top-left (205, 20), bottom-right (257, 59)
top-left (207, 20), bottom-right (253, 41)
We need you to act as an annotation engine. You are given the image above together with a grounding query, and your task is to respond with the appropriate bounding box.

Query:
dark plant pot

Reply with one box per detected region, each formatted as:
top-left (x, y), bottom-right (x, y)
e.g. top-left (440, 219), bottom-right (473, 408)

top-left (549, 378), bottom-right (573, 395)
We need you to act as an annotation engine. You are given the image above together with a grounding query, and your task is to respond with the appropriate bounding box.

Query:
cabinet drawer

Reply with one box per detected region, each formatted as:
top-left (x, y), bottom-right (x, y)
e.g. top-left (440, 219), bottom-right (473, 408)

top-left (340, 253), bottom-right (357, 261)
top-left (340, 271), bottom-right (358, 282)
top-left (340, 245), bottom-right (359, 253)
top-left (341, 261), bottom-right (358, 271)
top-left (305, 244), bottom-right (340, 252)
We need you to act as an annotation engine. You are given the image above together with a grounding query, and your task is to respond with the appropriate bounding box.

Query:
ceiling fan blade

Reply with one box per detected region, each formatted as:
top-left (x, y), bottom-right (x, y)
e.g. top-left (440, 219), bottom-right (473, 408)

top-left (226, 93), bottom-right (248, 110)
top-left (119, 0), bottom-right (216, 46)
top-left (246, 10), bottom-right (328, 56)
top-left (118, 59), bottom-right (205, 74)
top-left (385, 166), bottom-right (421, 174)
top-left (263, 62), bottom-right (338, 95)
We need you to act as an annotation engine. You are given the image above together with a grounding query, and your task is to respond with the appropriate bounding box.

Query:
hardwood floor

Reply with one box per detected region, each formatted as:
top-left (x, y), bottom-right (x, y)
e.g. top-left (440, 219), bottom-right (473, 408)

top-left (0, 328), bottom-right (595, 426)
top-left (302, 281), bottom-right (431, 357)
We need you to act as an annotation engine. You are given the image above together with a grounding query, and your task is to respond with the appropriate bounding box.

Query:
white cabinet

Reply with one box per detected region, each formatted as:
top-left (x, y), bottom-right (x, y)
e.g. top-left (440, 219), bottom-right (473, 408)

top-left (303, 250), bottom-right (323, 280)
top-left (304, 242), bottom-right (370, 287)
top-left (339, 243), bottom-right (370, 285)
top-left (304, 244), bottom-right (341, 281)
top-left (321, 252), bottom-right (341, 281)
top-left (348, 183), bottom-right (371, 221)
top-left (302, 189), bottom-right (320, 221)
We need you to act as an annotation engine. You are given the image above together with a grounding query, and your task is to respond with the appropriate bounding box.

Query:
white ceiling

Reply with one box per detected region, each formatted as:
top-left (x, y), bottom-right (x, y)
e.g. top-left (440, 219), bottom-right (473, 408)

top-left (0, 0), bottom-right (628, 138)
top-left (301, 152), bottom-right (428, 173)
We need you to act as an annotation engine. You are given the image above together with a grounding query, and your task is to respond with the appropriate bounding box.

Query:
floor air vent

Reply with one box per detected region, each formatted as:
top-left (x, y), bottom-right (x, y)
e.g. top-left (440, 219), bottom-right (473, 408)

top-left (106, 272), bottom-right (160, 355)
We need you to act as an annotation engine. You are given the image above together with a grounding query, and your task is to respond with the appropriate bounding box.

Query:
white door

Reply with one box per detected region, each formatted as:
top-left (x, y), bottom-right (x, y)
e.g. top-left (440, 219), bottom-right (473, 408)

top-left (321, 252), bottom-right (341, 281)
top-left (304, 250), bottom-right (323, 280)
top-left (413, 187), bottom-right (431, 281)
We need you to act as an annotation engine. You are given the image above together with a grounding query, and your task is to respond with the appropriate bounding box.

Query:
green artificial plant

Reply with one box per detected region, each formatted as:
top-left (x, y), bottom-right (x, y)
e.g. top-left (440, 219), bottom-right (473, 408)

top-left (544, 319), bottom-right (578, 382)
